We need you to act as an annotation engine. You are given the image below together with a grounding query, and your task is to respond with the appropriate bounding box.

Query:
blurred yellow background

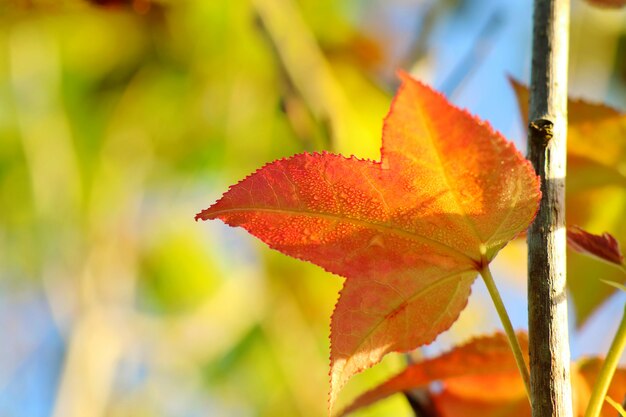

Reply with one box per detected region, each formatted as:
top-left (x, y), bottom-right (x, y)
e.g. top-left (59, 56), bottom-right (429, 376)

top-left (1, 1), bottom-right (625, 416)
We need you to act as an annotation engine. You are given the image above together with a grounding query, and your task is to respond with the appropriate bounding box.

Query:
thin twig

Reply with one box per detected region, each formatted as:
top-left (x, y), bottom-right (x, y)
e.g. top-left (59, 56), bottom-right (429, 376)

top-left (251, 0), bottom-right (366, 153)
top-left (400, 0), bottom-right (455, 81)
top-left (439, 9), bottom-right (504, 98)
top-left (253, 12), bottom-right (330, 151)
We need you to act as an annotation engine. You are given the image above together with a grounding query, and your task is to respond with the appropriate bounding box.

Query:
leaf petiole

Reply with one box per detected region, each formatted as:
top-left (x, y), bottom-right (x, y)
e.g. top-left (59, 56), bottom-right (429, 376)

top-left (605, 396), bottom-right (626, 417)
top-left (479, 265), bottom-right (532, 402)
top-left (584, 302), bottom-right (626, 417)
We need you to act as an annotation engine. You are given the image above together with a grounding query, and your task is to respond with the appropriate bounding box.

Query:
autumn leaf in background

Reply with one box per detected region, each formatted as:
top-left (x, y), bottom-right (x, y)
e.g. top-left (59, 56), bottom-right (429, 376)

top-left (511, 80), bottom-right (626, 324)
top-left (337, 332), bottom-right (529, 416)
top-left (576, 359), bottom-right (626, 417)
top-left (585, 0), bottom-right (626, 8)
top-left (567, 226), bottom-right (624, 269)
top-left (338, 332), bottom-right (626, 417)
top-left (567, 226), bottom-right (626, 293)
top-left (197, 72), bottom-right (541, 411)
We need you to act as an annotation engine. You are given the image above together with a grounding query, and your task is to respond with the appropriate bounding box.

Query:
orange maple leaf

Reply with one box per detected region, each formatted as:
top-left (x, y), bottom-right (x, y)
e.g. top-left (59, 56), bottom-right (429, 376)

top-left (339, 332), bottom-right (626, 417)
top-left (336, 332), bottom-right (528, 416)
top-left (197, 72), bottom-right (540, 412)
top-left (432, 372), bottom-right (531, 417)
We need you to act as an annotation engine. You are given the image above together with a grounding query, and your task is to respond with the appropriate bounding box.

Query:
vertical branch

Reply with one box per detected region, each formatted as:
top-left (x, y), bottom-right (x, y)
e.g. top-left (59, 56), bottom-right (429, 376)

top-left (527, 1), bottom-right (573, 417)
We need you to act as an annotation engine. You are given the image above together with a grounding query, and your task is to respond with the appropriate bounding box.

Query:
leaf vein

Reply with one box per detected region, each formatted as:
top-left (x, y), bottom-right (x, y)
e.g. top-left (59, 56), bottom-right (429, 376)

top-left (208, 206), bottom-right (478, 262)
top-left (416, 101), bottom-right (485, 243)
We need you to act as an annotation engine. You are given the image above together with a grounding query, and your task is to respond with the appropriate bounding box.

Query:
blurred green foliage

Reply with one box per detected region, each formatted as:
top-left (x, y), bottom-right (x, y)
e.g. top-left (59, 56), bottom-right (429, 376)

top-left (0, 0), bottom-right (411, 415)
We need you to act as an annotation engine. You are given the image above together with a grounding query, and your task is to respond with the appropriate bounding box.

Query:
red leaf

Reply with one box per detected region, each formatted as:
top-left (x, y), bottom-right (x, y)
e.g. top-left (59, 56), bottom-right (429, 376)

top-left (337, 332), bottom-right (528, 416)
top-left (567, 226), bottom-right (624, 268)
top-left (585, 0), bottom-right (626, 8)
top-left (197, 72), bottom-right (541, 411)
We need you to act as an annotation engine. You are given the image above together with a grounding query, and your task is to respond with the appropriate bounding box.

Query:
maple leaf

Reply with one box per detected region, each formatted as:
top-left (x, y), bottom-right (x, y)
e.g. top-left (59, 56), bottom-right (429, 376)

top-left (197, 72), bottom-right (541, 412)
top-left (431, 373), bottom-right (530, 417)
top-left (336, 332), bottom-right (528, 416)
top-left (510, 79), bottom-right (626, 324)
top-left (339, 332), bottom-right (626, 417)
top-left (567, 226), bottom-right (625, 268)
top-left (576, 358), bottom-right (626, 417)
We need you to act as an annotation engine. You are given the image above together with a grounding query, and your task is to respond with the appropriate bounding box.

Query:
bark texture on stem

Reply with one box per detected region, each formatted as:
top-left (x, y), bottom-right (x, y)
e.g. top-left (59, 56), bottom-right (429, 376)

top-left (527, 1), bottom-right (573, 417)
